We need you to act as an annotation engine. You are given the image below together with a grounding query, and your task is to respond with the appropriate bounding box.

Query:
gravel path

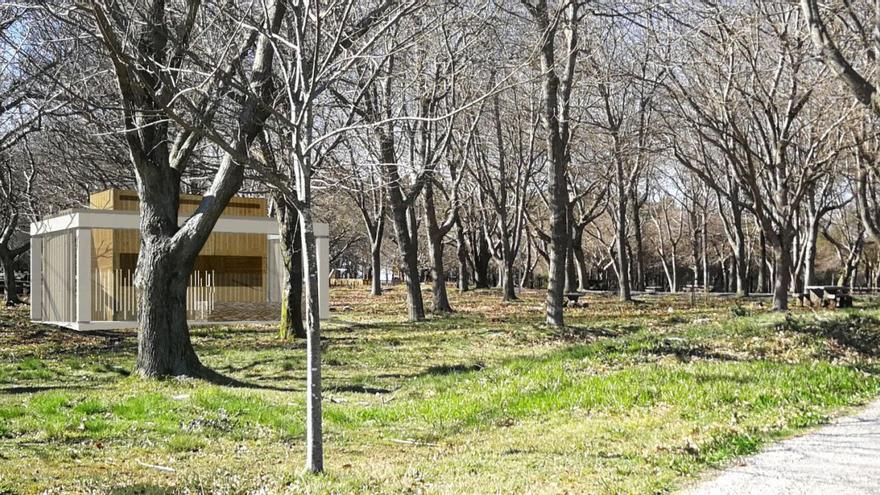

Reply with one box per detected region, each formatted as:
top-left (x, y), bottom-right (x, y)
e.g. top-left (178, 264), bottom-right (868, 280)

top-left (682, 399), bottom-right (880, 495)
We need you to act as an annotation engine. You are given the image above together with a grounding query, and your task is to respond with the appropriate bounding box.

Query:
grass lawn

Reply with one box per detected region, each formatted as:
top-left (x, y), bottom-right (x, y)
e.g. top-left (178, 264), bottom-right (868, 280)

top-left (2, 287), bottom-right (880, 494)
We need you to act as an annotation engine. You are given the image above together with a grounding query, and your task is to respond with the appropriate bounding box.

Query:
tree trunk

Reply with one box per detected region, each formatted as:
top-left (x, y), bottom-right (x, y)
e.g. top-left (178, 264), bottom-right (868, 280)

top-left (379, 132), bottom-right (425, 321)
top-left (1, 252), bottom-right (21, 306)
top-left (615, 186), bottom-right (631, 301)
top-left (456, 221), bottom-right (469, 292)
top-left (135, 244), bottom-right (203, 377)
top-left (631, 200), bottom-right (645, 292)
top-left (802, 220), bottom-right (819, 289)
top-left (371, 245), bottom-right (382, 296)
top-left (758, 230), bottom-right (768, 293)
top-left (423, 175), bottom-right (455, 313)
top-left (772, 234), bottom-right (793, 311)
top-left (276, 200), bottom-right (305, 339)
top-left (565, 237), bottom-right (578, 293)
top-left (299, 209), bottom-right (323, 474)
top-left (473, 232), bottom-right (491, 289)
top-left (573, 240), bottom-right (589, 291)
top-left (733, 231), bottom-right (748, 296)
top-left (428, 233), bottom-right (452, 313)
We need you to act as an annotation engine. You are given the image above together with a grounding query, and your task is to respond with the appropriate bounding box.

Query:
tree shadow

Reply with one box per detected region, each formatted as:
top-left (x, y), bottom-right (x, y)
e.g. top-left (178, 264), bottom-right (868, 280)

top-left (0, 385), bottom-right (91, 395)
top-left (780, 313), bottom-right (880, 358)
top-left (644, 339), bottom-right (744, 363)
top-left (108, 484), bottom-right (174, 495)
top-left (327, 384), bottom-right (394, 394)
top-left (419, 363), bottom-right (484, 376)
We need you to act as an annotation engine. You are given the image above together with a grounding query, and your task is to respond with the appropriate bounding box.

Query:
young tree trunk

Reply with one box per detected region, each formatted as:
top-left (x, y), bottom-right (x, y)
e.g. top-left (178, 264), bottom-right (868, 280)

top-left (630, 200), bottom-right (645, 292)
top-left (573, 241), bottom-right (590, 291)
top-left (527, 1), bottom-right (578, 327)
top-left (733, 231), bottom-right (748, 296)
top-left (564, 237), bottom-right (578, 293)
top-left (456, 221), bottom-right (469, 292)
top-left (428, 236), bottom-right (452, 313)
top-left (802, 220), bottom-right (819, 289)
top-left (615, 173), bottom-right (632, 301)
top-left (370, 245), bottom-right (383, 296)
top-left (758, 230), bottom-right (768, 293)
top-left (276, 199), bottom-right (305, 339)
top-left (299, 209), bottom-right (323, 474)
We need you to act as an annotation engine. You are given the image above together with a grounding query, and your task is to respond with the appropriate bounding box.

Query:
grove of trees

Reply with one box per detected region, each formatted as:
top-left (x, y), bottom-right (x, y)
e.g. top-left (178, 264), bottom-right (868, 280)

top-left (3, 0), bottom-right (880, 473)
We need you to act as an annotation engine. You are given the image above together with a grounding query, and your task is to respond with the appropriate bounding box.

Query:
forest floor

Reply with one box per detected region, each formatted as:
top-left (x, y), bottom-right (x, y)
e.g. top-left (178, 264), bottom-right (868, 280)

top-left (2, 287), bottom-right (880, 494)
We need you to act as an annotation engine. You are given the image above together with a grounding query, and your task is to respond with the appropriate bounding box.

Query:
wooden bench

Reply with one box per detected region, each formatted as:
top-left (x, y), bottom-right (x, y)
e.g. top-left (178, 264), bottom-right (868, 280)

top-left (645, 285), bottom-right (663, 294)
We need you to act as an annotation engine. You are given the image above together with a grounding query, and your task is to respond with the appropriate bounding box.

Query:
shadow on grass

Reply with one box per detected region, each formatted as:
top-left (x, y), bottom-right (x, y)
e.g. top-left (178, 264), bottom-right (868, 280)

top-left (108, 484), bottom-right (173, 495)
top-left (421, 363), bottom-right (484, 376)
top-left (0, 385), bottom-right (92, 395)
top-left (780, 313), bottom-right (880, 358)
top-left (328, 384), bottom-right (394, 394)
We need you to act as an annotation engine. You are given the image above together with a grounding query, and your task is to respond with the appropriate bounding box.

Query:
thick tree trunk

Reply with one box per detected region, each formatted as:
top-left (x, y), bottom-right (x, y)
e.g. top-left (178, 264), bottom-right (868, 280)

top-left (758, 230), bottom-right (768, 293)
top-left (276, 200), bottom-right (305, 339)
top-left (135, 244), bottom-right (203, 377)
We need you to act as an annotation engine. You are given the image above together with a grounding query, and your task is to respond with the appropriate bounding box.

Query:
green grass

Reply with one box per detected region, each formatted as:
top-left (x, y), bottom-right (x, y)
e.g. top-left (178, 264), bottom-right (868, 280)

top-left (1, 289), bottom-right (880, 493)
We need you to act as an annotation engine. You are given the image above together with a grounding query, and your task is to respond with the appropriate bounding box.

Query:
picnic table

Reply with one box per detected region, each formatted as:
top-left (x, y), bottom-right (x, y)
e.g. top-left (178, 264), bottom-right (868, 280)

top-left (564, 292), bottom-right (586, 307)
top-left (804, 286), bottom-right (853, 309)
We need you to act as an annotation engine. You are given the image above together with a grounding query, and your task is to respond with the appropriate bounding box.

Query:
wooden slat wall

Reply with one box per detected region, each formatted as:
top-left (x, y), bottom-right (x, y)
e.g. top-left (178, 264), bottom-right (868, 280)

top-left (92, 269), bottom-right (217, 321)
top-left (42, 230), bottom-right (75, 322)
top-left (85, 189), bottom-right (271, 321)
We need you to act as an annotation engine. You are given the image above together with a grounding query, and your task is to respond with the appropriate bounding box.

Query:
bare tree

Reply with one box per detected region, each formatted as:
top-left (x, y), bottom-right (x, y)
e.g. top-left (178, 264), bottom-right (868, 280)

top-left (521, 0), bottom-right (581, 325)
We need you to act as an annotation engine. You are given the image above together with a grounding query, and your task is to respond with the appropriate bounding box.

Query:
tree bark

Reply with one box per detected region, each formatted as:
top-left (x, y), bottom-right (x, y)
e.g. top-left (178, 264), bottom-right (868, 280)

top-left (772, 233), bottom-right (794, 310)
top-left (370, 244), bottom-right (383, 296)
top-left (298, 208), bottom-right (323, 474)
top-left (378, 131), bottom-right (425, 321)
top-left (135, 240), bottom-right (203, 377)
top-left (276, 198), bottom-right (305, 339)
top-left (456, 220), bottom-right (470, 292)
top-left (423, 179), bottom-right (454, 313)
top-left (0, 251), bottom-right (22, 306)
